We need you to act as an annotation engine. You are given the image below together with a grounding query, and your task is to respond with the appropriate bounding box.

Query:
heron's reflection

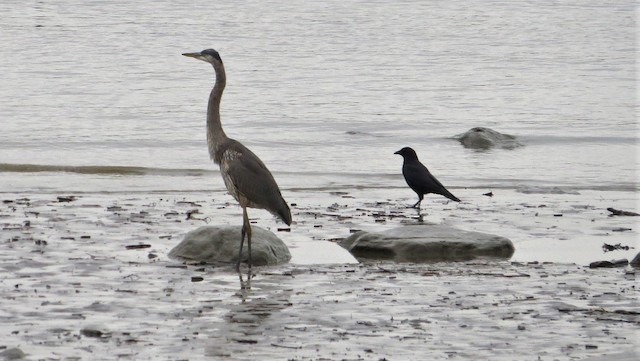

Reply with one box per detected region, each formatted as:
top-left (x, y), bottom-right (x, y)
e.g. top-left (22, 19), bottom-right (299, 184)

top-left (237, 269), bottom-right (252, 302)
top-left (206, 269), bottom-right (293, 358)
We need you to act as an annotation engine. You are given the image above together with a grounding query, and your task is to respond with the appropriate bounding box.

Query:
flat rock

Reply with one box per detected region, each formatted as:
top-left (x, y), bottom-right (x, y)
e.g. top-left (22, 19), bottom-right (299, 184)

top-left (169, 225), bottom-right (291, 266)
top-left (582, 351), bottom-right (640, 361)
top-left (454, 127), bottom-right (522, 150)
top-left (340, 224), bottom-right (514, 262)
top-left (588, 259), bottom-right (629, 269)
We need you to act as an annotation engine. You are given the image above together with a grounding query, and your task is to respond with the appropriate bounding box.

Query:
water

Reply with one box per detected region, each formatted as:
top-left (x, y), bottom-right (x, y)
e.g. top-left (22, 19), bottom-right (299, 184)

top-left (1, 0), bottom-right (636, 194)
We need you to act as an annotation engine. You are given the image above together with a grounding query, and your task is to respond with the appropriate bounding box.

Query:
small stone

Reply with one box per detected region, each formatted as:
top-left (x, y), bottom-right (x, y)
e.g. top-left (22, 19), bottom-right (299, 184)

top-left (125, 244), bottom-right (151, 250)
top-left (57, 196), bottom-right (76, 202)
top-left (0, 347), bottom-right (26, 360)
top-left (80, 328), bottom-right (103, 338)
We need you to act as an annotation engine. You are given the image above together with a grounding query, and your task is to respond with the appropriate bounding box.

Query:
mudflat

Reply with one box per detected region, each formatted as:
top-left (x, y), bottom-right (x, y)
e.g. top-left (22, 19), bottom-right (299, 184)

top-left (1, 189), bottom-right (637, 360)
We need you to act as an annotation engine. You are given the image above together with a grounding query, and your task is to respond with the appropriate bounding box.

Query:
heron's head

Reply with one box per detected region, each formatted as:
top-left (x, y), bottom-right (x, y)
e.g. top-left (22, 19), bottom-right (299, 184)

top-left (394, 147), bottom-right (418, 160)
top-left (182, 49), bottom-right (223, 65)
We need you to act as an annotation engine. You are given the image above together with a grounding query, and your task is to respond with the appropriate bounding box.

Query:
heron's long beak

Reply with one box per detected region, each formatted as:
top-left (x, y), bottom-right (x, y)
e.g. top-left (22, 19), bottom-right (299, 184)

top-left (182, 52), bottom-right (203, 60)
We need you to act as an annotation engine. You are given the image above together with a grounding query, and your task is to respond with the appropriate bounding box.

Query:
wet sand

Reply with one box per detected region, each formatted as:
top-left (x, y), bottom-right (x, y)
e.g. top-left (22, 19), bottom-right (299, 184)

top-left (1, 188), bottom-right (638, 360)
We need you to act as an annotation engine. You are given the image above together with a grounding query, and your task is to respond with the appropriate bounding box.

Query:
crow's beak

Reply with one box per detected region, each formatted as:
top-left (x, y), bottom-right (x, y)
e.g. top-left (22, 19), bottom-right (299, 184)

top-left (394, 150), bottom-right (401, 155)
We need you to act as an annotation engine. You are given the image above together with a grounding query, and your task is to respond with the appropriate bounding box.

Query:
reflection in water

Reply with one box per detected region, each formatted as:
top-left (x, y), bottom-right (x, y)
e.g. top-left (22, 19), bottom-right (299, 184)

top-left (205, 273), bottom-right (293, 358)
top-left (237, 270), bottom-right (252, 303)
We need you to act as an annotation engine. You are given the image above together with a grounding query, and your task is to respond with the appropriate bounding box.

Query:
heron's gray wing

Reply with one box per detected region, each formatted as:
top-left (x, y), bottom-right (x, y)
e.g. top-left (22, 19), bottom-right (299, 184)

top-left (223, 143), bottom-right (291, 221)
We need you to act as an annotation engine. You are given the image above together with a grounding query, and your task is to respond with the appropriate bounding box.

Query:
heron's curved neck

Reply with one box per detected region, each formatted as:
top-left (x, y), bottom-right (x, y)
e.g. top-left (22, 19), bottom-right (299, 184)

top-left (207, 62), bottom-right (228, 162)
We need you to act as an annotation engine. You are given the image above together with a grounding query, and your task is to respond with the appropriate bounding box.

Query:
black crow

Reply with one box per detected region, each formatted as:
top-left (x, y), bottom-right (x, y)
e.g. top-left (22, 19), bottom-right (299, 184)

top-left (394, 147), bottom-right (460, 208)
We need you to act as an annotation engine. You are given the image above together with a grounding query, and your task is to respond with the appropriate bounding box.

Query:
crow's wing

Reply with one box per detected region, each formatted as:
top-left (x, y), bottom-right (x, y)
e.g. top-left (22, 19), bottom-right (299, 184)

top-left (403, 160), bottom-right (460, 202)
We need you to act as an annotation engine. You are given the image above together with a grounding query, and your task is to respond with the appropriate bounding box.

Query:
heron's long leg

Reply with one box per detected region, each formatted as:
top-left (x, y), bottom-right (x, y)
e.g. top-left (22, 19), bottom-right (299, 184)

top-left (243, 207), bottom-right (252, 271)
top-left (236, 209), bottom-right (247, 271)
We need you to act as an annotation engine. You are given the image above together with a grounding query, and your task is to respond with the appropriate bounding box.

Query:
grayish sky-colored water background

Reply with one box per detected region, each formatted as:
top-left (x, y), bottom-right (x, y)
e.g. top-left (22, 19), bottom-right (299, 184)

top-left (0, 0), bottom-right (636, 193)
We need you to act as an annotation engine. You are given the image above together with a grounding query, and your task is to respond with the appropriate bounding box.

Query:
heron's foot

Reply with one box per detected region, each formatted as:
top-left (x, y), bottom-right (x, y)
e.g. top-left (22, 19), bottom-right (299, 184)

top-left (239, 277), bottom-right (251, 291)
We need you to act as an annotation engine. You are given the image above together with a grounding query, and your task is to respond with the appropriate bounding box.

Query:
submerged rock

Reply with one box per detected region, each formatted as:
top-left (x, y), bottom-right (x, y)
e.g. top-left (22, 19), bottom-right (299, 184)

top-left (454, 127), bottom-right (522, 150)
top-left (169, 225), bottom-right (291, 266)
top-left (340, 224), bottom-right (514, 262)
top-left (516, 186), bottom-right (580, 195)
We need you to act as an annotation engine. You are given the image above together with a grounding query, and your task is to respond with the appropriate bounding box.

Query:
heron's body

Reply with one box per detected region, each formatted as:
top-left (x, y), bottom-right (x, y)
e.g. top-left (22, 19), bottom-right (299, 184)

top-left (183, 49), bottom-right (291, 270)
top-left (394, 147), bottom-right (460, 208)
top-left (216, 138), bottom-right (292, 224)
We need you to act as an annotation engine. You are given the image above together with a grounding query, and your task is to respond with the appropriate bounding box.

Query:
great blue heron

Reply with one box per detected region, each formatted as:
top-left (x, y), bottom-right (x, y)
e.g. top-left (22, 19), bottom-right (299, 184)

top-left (394, 147), bottom-right (460, 208)
top-left (182, 49), bottom-right (292, 270)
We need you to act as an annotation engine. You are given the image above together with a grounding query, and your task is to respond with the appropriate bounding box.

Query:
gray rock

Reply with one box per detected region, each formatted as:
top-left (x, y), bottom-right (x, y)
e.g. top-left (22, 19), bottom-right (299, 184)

top-left (454, 127), bottom-right (522, 150)
top-left (169, 225), bottom-right (291, 266)
top-left (340, 224), bottom-right (514, 262)
top-left (581, 351), bottom-right (639, 361)
top-left (0, 348), bottom-right (25, 360)
top-left (589, 259), bottom-right (629, 269)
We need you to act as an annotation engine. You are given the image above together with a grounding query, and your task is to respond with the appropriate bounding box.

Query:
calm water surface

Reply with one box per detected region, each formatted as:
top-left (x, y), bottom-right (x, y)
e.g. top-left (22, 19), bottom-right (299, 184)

top-left (0, 0), bottom-right (636, 193)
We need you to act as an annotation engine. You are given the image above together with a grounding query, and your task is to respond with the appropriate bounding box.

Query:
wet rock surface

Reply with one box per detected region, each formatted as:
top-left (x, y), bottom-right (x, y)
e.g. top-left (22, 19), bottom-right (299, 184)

top-left (341, 224), bottom-right (514, 262)
top-left (454, 127), bottom-right (523, 150)
top-left (169, 225), bottom-right (291, 266)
